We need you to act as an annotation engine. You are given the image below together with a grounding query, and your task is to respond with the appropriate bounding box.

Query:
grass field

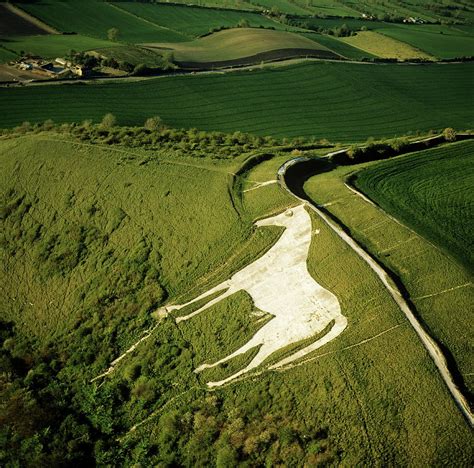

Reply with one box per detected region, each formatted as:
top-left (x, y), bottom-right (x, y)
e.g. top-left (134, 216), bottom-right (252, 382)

top-left (302, 33), bottom-right (377, 60)
top-left (1, 34), bottom-right (116, 59)
top-left (340, 31), bottom-right (434, 59)
top-left (1, 132), bottom-right (472, 465)
top-left (303, 143), bottom-right (474, 396)
top-left (15, 0), bottom-right (189, 43)
top-left (353, 140), bottom-right (474, 270)
top-left (112, 1), bottom-right (284, 38)
top-left (379, 24), bottom-right (474, 59)
top-left (299, 17), bottom-right (474, 58)
top-left (143, 28), bottom-right (337, 63)
top-left (0, 61), bottom-right (472, 141)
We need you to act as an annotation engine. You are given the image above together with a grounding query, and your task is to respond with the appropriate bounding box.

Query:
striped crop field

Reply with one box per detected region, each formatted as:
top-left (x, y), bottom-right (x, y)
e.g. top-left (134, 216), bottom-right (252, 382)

top-left (0, 61), bottom-right (472, 141)
top-left (111, 1), bottom-right (284, 38)
top-left (353, 140), bottom-right (474, 270)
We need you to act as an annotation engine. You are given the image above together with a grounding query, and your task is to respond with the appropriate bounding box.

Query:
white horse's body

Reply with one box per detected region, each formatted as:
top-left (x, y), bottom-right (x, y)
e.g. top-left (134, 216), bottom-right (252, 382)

top-left (163, 204), bottom-right (347, 387)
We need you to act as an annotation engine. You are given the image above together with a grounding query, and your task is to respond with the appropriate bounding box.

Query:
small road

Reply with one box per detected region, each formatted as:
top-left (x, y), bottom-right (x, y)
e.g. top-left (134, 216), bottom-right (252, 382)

top-left (278, 154), bottom-right (474, 427)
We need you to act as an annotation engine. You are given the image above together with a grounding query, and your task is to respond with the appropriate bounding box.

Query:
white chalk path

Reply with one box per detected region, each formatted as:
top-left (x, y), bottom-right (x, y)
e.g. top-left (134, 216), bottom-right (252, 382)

top-left (242, 180), bottom-right (277, 192)
top-left (162, 205), bottom-right (347, 387)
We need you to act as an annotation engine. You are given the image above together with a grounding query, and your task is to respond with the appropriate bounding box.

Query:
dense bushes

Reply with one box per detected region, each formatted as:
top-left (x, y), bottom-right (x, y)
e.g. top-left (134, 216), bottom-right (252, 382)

top-left (2, 117), bottom-right (280, 159)
top-left (328, 129), bottom-right (462, 164)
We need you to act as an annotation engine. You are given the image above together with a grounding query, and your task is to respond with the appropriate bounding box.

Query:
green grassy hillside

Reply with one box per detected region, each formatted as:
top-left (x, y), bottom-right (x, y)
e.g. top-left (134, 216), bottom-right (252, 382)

top-left (353, 140), bottom-right (474, 270)
top-left (1, 62), bottom-right (472, 140)
top-left (1, 132), bottom-right (472, 465)
top-left (143, 28), bottom-right (337, 63)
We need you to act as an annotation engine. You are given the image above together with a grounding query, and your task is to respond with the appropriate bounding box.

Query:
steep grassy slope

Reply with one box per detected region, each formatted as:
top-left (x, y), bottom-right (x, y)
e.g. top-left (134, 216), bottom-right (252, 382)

top-left (143, 28), bottom-right (338, 63)
top-left (303, 144), bottom-right (474, 396)
top-left (353, 140), bottom-right (474, 270)
top-left (1, 62), bottom-right (472, 140)
top-left (1, 133), bottom-right (472, 466)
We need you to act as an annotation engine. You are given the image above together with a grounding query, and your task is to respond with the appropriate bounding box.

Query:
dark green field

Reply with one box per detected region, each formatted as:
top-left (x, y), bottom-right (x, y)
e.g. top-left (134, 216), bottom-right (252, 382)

top-left (1, 62), bottom-right (472, 140)
top-left (354, 140), bottom-right (474, 269)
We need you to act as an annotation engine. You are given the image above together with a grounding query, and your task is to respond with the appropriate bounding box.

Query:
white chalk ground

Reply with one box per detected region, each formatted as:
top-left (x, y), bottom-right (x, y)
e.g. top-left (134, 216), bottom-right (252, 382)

top-left (164, 205), bottom-right (347, 387)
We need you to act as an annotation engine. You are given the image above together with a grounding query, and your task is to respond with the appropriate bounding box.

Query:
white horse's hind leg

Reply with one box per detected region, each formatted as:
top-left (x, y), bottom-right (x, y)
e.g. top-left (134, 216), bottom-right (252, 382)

top-left (195, 335), bottom-right (263, 373)
top-left (205, 338), bottom-right (286, 387)
top-left (268, 315), bottom-right (348, 370)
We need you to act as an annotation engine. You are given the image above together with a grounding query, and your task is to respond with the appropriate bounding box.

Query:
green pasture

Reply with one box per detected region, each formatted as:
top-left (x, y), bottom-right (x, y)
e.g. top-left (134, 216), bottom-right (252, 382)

top-left (379, 24), bottom-right (474, 58)
top-left (340, 30), bottom-right (434, 59)
top-left (299, 17), bottom-right (474, 58)
top-left (354, 140), bottom-right (474, 270)
top-left (0, 34), bottom-right (116, 59)
top-left (112, 1), bottom-right (284, 38)
top-left (0, 62), bottom-right (472, 141)
top-left (143, 28), bottom-right (333, 63)
top-left (302, 32), bottom-right (377, 59)
top-left (15, 0), bottom-right (188, 43)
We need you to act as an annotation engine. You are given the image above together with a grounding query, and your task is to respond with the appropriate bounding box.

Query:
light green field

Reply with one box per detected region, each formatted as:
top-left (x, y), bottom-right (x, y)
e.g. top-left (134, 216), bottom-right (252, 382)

top-left (297, 17), bottom-right (474, 59)
top-left (143, 28), bottom-right (336, 63)
top-left (302, 32), bottom-right (378, 60)
top-left (340, 30), bottom-right (434, 59)
top-left (1, 34), bottom-right (116, 59)
top-left (1, 132), bottom-right (472, 466)
top-left (303, 143), bottom-right (474, 396)
top-left (379, 24), bottom-right (474, 59)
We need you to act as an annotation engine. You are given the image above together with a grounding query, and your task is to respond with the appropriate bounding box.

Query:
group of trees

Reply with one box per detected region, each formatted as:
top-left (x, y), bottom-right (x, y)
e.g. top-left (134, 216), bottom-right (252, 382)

top-left (329, 128), bottom-right (459, 164)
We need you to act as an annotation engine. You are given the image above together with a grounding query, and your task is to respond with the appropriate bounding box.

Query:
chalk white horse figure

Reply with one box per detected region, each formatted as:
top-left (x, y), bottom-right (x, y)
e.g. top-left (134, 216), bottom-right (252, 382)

top-left (163, 204), bottom-right (347, 387)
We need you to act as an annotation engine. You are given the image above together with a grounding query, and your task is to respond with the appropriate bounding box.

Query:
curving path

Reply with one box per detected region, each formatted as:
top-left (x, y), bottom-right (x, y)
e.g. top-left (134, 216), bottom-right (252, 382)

top-left (279, 156), bottom-right (474, 427)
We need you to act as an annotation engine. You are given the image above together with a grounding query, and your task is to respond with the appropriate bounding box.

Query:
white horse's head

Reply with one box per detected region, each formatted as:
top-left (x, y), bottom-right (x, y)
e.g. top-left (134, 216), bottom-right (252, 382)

top-left (255, 205), bottom-right (306, 228)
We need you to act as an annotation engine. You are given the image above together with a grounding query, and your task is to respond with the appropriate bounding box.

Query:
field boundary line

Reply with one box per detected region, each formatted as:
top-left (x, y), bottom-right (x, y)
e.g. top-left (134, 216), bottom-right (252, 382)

top-left (108, 2), bottom-right (190, 39)
top-left (413, 282), bottom-right (472, 300)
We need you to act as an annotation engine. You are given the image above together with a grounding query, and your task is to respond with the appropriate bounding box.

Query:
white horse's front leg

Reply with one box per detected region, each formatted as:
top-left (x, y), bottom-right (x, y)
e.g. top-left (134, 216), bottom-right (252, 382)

top-left (156, 279), bottom-right (233, 321)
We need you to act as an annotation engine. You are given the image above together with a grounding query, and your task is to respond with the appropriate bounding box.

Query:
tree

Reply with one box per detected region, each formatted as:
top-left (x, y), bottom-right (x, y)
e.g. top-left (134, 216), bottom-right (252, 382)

top-left (443, 127), bottom-right (456, 142)
top-left (107, 27), bottom-right (120, 42)
top-left (100, 113), bottom-right (117, 129)
top-left (144, 116), bottom-right (162, 131)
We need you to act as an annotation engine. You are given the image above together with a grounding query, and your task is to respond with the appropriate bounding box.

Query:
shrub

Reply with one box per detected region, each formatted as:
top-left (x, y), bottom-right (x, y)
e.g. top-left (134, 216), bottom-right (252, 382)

top-left (443, 127), bottom-right (457, 142)
top-left (144, 116), bottom-right (162, 131)
top-left (100, 113), bottom-right (117, 129)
